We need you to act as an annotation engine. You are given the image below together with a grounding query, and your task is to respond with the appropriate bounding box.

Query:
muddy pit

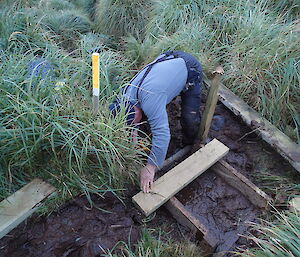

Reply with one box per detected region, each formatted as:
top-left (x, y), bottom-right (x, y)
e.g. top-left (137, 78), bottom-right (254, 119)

top-left (0, 96), bottom-right (297, 257)
top-left (0, 194), bottom-right (142, 257)
top-left (176, 171), bottom-right (259, 253)
top-left (164, 96), bottom-right (295, 253)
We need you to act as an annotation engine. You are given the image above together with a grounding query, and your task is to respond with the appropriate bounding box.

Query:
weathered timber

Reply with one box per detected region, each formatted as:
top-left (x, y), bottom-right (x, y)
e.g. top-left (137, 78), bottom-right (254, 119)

top-left (198, 67), bottom-right (224, 142)
top-left (165, 197), bottom-right (218, 252)
top-left (289, 197), bottom-right (300, 213)
top-left (0, 179), bottom-right (55, 239)
top-left (132, 139), bottom-right (229, 216)
top-left (205, 82), bottom-right (300, 172)
top-left (211, 160), bottom-right (272, 209)
top-left (161, 145), bottom-right (191, 169)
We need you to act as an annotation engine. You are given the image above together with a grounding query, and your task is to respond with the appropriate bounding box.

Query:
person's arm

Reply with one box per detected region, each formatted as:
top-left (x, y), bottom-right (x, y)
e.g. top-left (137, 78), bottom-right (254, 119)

top-left (140, 95), bottom-right (170, 193)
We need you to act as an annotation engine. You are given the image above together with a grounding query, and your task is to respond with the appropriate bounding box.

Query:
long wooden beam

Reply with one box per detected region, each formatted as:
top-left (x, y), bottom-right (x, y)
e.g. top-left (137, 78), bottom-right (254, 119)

top-left (211, 160), bottom-right (272, 209)
top-left (205, 82), bottom-right (300, 172)
top-left (132, 139), bottom-right (229, 216)
top-left (0, 179), bottom-right (55, 239)
top-left (165, 197), bottom-right (218, 252)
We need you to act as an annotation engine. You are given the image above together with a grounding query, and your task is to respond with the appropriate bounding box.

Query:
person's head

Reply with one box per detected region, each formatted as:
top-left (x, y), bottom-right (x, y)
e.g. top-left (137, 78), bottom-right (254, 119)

top-left (109, 98), bottom-right (142, 126)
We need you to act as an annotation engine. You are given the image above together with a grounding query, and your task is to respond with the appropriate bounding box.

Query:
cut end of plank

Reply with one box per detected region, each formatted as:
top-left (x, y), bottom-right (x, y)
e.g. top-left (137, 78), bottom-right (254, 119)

top-left (133, 139), bottom-right (229, 216)
top-left (289, 197), bottom-right (300, 213)
top-left (0, 179), bottom-right (56, 239)
top-left (212, 66), bottom-right (224, 75)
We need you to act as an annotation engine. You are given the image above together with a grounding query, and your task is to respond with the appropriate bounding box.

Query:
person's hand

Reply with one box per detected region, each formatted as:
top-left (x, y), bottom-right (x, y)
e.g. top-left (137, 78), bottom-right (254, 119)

top-left (140, 163), bottom-right (156, 193)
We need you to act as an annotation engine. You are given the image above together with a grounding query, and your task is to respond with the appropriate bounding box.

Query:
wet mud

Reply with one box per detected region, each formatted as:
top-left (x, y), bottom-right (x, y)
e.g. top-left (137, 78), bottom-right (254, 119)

top-left (1, 95), bottom-right (296, 256)
top-left (165, 95), bottom-right (295, 254)
top-left (0, 193), bottom-right (141, 257)
top-left (166, 96), bottom-right (294, 179)
top-left (176, 171), bottom-right (258, 253)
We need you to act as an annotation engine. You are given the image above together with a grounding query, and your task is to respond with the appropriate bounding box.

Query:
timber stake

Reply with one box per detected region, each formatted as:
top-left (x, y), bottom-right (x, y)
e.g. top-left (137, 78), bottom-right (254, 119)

top-left (198, 66), bottom-right (224, 142)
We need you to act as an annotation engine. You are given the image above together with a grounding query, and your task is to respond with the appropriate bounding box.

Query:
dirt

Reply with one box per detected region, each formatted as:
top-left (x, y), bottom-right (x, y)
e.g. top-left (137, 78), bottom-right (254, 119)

top-left (167, 96), bottom-right (295, 181)
top-left (165, 96), bottom-right (297, 254)
top-left (0, 193), bottom-right (142, 257)
top-left (176, 171), bottom-right (258, 253)
top-left (1, 95), bottom-right (298, 257)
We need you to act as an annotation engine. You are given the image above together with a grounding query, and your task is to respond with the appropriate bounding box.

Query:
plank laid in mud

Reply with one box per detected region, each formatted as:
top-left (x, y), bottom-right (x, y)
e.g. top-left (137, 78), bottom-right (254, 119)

top-left (132, 139), bottom-right (229, 216)
top-left (207, 82), bottom-right (300, 172)
top-left (211, 160), bottom-right (272, 209)
top-left (165, 197), bottom-right (218, 252)
top-left (0, 179), bottom-right (55, 239)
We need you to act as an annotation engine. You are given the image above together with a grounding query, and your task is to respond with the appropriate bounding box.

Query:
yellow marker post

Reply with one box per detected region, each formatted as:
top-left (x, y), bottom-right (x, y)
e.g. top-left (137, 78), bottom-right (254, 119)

top-left (92, 53), bottom-right (100, 114)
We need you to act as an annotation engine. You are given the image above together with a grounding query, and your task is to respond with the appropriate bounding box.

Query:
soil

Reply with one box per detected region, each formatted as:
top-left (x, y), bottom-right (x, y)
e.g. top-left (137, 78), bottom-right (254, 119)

top-left (176, 171), bottom-right (258, 253)
top-left (165, 96), bottom-right (298, 254)
top-left (0, 193), bottom-right (142, 257)
top-left (1, 95), bottom-right (298, 257)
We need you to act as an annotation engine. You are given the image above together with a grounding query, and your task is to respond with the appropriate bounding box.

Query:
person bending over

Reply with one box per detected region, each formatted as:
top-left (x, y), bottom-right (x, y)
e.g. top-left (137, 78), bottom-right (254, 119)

top-left (109, 51), bottom-right (203, 193)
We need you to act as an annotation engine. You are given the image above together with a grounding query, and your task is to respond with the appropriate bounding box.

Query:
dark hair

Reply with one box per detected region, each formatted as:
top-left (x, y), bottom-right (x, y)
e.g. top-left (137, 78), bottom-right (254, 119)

top-left (109, 98), bottom-right (136, 126)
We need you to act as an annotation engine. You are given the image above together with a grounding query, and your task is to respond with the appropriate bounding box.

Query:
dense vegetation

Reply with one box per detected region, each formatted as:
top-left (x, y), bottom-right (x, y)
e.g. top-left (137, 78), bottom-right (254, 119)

top-left (0, 0), bottom-right (299, 256)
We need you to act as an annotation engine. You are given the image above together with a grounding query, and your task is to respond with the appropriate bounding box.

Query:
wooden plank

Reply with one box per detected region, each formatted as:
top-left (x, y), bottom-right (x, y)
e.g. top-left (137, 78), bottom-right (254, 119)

top-left (165, 197), bottom-right (218, 252)
top-left (289, 197), bottom-right (300, 213)
top-left (198, 67), bottom-right (224, 142)
top-left (132, 139), bottom-right (229, 216)
top-left (207, 82), bottom-right (300, 172)
top-left (0, 179), bottom-right (55, 239)
top-left (211, 160), bottom-right (272, 209)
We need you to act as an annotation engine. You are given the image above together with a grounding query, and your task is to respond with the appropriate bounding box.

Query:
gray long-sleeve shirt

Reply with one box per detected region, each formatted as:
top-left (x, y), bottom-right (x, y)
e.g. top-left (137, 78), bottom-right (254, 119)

top-left (123, 57), bottom-right (188, 167)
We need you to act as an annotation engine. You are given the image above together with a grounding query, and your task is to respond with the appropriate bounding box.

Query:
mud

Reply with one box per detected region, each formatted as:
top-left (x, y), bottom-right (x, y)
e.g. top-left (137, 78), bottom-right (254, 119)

top-left (176, 171), bottom-right (258, 253)
top-left (166, 97), bottom-right (294, 180)
top-left (0, 193), bottom-right (141, 257)
top-left (1, 95), bottom-right (297, 256)
top-left (165, 96), bottom-right (296, 254)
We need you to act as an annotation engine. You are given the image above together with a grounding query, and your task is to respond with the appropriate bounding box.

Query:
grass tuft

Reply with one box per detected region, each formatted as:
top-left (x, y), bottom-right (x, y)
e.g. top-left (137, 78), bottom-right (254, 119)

top-left (240, 209), bottom-right (300, 257)
top-left (106, 228), bottom-right (204, 256)
top-left (94, 0), bottom-right (151, 39)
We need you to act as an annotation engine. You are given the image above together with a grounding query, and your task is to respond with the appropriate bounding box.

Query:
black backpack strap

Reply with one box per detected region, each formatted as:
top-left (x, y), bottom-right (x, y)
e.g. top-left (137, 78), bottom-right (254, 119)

top-left (135, 52), bottom-right (177, 99)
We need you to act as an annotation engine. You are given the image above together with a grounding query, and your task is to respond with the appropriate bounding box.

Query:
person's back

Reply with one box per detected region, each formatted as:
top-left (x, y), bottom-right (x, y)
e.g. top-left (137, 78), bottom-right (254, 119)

top-left (110, 51), bottom-right (203, 192)
top-left (124, 56), bottom-right (188, 107)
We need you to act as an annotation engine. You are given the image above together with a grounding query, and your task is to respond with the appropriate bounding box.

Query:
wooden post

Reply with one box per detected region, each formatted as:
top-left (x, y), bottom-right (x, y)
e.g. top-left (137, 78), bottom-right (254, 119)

top-left (92, 53), bottom-right (100, 114)
top-left (198, 66), bottom-right (224, 142)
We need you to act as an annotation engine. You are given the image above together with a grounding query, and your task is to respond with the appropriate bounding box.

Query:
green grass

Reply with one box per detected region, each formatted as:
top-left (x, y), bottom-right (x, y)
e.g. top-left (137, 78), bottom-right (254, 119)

top-left (220, 7), bottom-right (300, 140)
top-left (105, 228), bottom-right (204, 256)
top-left (0, 46), bottom-right (145, 205)
top-left (94, 0), bottom-right (151, 39)
top-left (240, 209), bottom-right (300, 257)
top-left (147, 0), bottom-right (201, 36)
top-left (267, 0), bottom-right (300, 21)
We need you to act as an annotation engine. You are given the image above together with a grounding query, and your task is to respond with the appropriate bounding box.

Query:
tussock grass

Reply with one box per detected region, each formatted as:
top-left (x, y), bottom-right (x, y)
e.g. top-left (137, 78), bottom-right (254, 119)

top-left (221, 9), bottom-right (300, 138)
top-left (267, 0), bottom-right (300, 21)
top-left (41, 9), bottom-right (91, 49)
top-left (147, 0), bottom-right (201, 36)
top-left (106, 229), bottom-right (204, 256)
top-left (0, 47), bottom-right (143, 204)
top-left (125, 21), bottom-right (218, 73)
top-left (39, 0), bottom-right (76, 11)
top-left (72, 0), bottom-right (97, 20)
top-left (94, 0), bottom-right (151, 38)
top-left (240, 210), bottom-right (300, 257)
top-left (0, 6), bottom-right (54, 52)
top-left (123, 36), bottom-right (156, 68)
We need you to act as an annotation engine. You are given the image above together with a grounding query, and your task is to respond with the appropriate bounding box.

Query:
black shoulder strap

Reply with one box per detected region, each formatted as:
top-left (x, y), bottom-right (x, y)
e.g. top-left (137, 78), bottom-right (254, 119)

top-left (135, 52), bottom-right (177, 99)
